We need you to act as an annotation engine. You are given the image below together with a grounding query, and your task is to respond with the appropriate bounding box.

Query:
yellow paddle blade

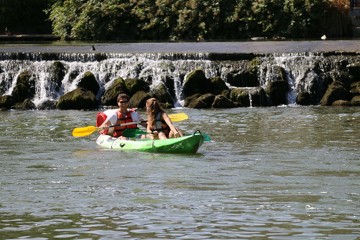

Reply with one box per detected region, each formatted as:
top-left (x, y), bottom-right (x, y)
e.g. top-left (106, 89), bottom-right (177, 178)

top-left (72, 126), bottom-right (98, 137)
top-left (168, 112), bottom-right (188, 122)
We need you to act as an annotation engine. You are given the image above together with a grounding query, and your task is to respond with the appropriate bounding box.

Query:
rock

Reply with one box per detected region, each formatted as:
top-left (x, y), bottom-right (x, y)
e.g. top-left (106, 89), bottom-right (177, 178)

top-left (101, 77), bottom-right (128, 106)
top-left (149, 82), bottom-right (174, 107)
top-left (184, 94), bottom-right (201, 107)
top-left (296, 92), bottom-right (315, 106)
top-left (347, 62), bottom-right (360, 79)
top-left (351, 95), bottom-right (360, 106)
top-left (320, 81), bottom-right (351, 106)
top-left (77, 71), bottom-right (100, 96)
top-left (14, 98), bottom-right (36, 110)
top-left (57, 87), bottom-right (98, 110)
top-left (187, 93), bottom-right (216, 108)
top-left (49, 61), bottom-right (66, 92)
top-left (332, 100), bottom-right (352, 106)
top-left (124, 78), bottom-right (150, 96)
top-left (0, 95), bottom-right (13, 109)
top-left (209, 77), bottom-right (229, 94)
top-left (250, 87), bottom-right (268, 107)
top-left (226, 59), bottom-right (259, 87)
top-left (230, 88), bottom-right (250, 107)
top-left (129, 91), bottom-right (151, 108)
top-left (266, 80), bottom-right (289, 106)
top-left (350, 81), bottom-right (360, 96)
top-left (11, 70), bottom-right (36, 103)
top-left (37, 100), bottom-right (57, 110)
top-left (182, 69), bottom-right (212, 98)
top-left (212, 95), bottom-right (235, 108)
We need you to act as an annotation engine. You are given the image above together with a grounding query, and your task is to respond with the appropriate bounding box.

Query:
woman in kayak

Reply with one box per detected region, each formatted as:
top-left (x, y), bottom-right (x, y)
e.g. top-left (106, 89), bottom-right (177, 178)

top-left (145, 98), bottom-right (183, 140)
top-left (97, 93), bottom-right (146, 139)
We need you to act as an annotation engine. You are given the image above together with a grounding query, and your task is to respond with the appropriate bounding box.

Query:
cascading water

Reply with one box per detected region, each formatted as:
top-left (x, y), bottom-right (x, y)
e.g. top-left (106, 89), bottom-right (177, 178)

top-left (258, 52), bottom-right (325, 105)
top-left (0, 51), bottom-right (356, 107)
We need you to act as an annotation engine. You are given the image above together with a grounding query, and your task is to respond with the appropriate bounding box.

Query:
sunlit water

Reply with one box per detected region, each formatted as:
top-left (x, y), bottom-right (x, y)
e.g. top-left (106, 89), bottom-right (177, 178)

top-left (1, 107), bottom-right (359, 239)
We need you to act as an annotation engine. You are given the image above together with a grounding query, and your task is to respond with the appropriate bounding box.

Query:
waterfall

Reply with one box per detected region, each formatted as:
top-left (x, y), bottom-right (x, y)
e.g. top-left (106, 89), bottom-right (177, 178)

top-left (257, 52), bottom-right (327, 105)
top-left (0, 51), bottom-right (356, 107)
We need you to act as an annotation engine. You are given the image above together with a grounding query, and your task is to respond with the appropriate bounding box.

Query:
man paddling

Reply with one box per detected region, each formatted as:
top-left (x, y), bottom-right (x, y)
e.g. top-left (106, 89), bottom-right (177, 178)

top-left (97, 93), bottom-right (146, 139)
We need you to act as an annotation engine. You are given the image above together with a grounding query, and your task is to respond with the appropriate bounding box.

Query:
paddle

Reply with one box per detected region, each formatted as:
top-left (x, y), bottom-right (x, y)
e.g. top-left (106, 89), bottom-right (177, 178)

top-left (122, 128), bottom-right (211, 141)
top-left (72, 112), bottom-right (189, 138)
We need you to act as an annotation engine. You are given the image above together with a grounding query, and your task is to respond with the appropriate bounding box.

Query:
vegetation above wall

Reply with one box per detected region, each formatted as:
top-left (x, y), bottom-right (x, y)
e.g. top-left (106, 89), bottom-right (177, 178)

top-left (0, 0), bottom-right (352, 41)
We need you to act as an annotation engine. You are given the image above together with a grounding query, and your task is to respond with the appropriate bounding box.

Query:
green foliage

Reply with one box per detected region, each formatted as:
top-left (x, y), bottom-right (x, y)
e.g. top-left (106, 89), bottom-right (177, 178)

top-left (27, 0), bottom-right (354, 40)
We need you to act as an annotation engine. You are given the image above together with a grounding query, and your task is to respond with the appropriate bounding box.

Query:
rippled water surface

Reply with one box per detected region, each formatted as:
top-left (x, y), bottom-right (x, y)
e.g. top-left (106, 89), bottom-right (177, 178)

top-left (1, 107), bottom-right (359, 239)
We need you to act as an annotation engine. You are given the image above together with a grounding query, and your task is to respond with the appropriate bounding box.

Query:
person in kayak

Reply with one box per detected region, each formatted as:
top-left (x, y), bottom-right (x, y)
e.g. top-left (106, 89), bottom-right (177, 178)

top-left (97, 93), bottom-right (146, 139)
top-left (145, 98), bottom-right (183, 140)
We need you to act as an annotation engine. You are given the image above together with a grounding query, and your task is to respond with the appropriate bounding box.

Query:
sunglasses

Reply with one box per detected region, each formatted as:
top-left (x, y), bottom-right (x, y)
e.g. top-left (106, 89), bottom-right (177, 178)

top-left (118, 101), bottom-right (128, 104)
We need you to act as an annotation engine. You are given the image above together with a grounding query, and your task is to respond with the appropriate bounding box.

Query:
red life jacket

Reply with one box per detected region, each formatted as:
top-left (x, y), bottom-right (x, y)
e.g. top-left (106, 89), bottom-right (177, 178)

top-left (113, 110), bottom-right (137, 137)
top-left (96, 112), bottom-right (108, 135)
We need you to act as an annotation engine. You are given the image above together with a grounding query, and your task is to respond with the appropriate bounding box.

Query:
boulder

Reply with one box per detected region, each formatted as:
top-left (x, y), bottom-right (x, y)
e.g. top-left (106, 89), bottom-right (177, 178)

top-left (0, 95), bottom-right (13, 109)
top-left (77, 71), bottom-right (100, 96)
top-left (182, 69), bottom-right (212, 98)
top-left (230, 88), bottom-right (250, 107)
top-left (296, 92), bottom-right (315, 106)
top-left (351, 95), bottom-right (360, 106)
top-left (101, 77), bottom-right (128, 106)
top-left (209, 77), bottom-right (229, 94)
top-left (149, 82), bottom-right (174, 107)
top-left (347, 62), bottom-right (360, 79)
top-left (14, 98), bottom-right (36, 110)
top-left (266, 80), bottom-right (289, 106)
top-left (129, 91), bottom-right (151, 109)
top-left (320, 81), bottom-right (351, 106)
top-left (212, 95), bottom-right (235, 108)
top-left (250, 87), bottom-right (268, 107)
top-left (350, 81), bottom-right (360, 96)
top-left (11, 70), bottom-right (36, 103)
top-left (187, 93), bottom-right (216, 108)
top-left (37, 100), bottom-right (57, 110)
top-left (125, 78), bottom-right (150, 96)
top-left (226, 59), bottom-right (259, 87)
top-left (57, 87), bottom-right (98, 110)
top-left (332, 100), bottom-right (352, 106)
top-left (49, 61), bottom-right (66, 92)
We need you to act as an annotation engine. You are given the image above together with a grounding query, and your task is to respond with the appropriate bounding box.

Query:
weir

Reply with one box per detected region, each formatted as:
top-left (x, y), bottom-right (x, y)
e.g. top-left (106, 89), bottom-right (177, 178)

top-left (0, 51), bottom-right (358, 107)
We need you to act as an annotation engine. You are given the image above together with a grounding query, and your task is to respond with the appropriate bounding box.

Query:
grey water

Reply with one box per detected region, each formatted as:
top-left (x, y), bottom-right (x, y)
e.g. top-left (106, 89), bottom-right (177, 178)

top-left (1, 106), bottom-right (359, 239)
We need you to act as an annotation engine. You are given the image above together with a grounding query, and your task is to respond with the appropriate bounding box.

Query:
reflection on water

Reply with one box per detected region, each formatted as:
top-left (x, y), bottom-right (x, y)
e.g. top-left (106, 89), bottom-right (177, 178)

top-left (1, 107), bottom-right (359, 239)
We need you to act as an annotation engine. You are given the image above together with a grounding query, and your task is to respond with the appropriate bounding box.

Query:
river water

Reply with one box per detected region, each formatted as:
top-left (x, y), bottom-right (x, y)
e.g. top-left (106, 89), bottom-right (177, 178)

top-left (1, 106), bottom-right (359, 239)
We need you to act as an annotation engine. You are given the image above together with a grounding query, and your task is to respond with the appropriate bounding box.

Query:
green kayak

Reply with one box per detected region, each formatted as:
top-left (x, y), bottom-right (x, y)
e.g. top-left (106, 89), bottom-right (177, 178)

top-left (96, 131), bottom-right (205, 154)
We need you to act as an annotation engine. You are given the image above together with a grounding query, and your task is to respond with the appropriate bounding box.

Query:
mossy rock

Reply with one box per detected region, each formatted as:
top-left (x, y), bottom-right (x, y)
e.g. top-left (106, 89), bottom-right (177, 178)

top-left (0, 95), bottom-right (13, 109)
top-left (149, 82), bottom-right (174, 107)
top-left (230, 88), bottom-right (250, 107)
top-left (11, 70), bottom-right (36, 103)
top-left (77, 71), bottom-right (100, 95)
top-left (182, 69), bottom-right (212, 98)
top-left (129, 91), bottom-right (151, 109)
top-left (125, 78), bottom-right (150, 96)
top-left (320, 81), bottom-right (351, 106)
top-left (101, 77), bottom-right (129, 106)
top-left (57, 87), bottom-right (98, 110)
top-left (187, 93), bottom-right (216, 108)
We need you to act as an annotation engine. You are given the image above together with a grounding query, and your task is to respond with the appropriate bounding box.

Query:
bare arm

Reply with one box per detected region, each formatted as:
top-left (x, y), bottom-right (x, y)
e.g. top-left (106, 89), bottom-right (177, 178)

top-left (162, 112), bottom-right (178, 134)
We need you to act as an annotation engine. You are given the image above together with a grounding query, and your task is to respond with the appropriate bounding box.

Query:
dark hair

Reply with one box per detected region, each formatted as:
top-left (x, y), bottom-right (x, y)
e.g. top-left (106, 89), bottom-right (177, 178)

top-left (117, 93), bottom-right (129, 102)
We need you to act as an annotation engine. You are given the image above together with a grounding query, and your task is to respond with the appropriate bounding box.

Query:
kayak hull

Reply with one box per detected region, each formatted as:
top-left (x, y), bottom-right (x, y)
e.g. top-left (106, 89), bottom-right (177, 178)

top-left (96, 132), bottom-right (204, 154)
